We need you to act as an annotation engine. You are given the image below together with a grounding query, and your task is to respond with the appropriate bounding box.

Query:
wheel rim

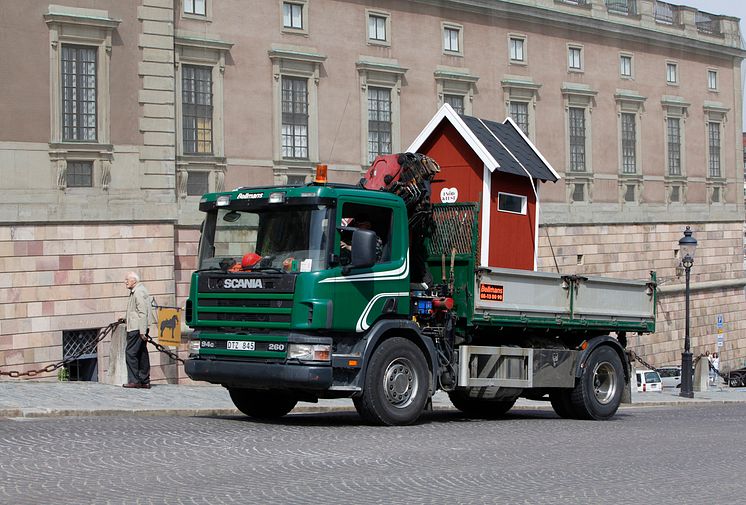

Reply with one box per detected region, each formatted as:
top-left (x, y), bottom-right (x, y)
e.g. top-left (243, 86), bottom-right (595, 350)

top-left (592, 361), bottom-right (617, 405)
top-left (382, 357), bottom-right (418, 409)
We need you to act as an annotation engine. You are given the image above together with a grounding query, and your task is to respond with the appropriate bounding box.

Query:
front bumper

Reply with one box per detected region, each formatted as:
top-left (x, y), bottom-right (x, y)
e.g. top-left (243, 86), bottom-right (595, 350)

top-left (185, 358), bottom-right (333, 390)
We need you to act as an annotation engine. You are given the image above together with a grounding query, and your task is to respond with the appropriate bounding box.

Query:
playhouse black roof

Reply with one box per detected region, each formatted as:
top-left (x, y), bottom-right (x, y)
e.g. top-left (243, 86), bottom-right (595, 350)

top-left (459, 114), bottom-right (559, 182)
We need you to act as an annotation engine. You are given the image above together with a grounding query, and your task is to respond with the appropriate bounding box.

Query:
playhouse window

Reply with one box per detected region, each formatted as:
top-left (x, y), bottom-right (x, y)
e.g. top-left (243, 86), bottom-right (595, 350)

top-left (497, 192), bottom-right (527, 215)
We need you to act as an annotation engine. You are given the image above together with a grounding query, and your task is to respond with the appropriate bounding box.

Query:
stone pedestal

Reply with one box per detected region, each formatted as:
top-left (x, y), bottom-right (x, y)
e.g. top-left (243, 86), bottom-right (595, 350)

top-left (693, 356), bottom-right (709, 392)
top-left (104, 325), bottom-right (128, 385)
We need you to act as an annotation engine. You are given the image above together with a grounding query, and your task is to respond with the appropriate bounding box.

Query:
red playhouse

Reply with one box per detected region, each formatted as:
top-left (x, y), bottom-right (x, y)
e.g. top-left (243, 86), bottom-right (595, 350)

top-left (406, 104), bottom-right (559, 271)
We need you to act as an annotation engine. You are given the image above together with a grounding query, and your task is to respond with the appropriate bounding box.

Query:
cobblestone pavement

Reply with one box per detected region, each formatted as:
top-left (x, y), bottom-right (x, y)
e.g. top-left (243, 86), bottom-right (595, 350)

top-left (1, 380), bottom-right (744, 419)
top-left (0, 404), bottom-right (744, 504)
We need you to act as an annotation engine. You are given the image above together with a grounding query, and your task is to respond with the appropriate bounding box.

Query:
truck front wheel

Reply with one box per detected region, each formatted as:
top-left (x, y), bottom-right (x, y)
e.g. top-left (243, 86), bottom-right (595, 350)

top-left (570, 346), bottom-right (624, 420)
top-left (354, 337), bottom-right (430, 426)
top-left (228, 388), bottom-right (298, 419)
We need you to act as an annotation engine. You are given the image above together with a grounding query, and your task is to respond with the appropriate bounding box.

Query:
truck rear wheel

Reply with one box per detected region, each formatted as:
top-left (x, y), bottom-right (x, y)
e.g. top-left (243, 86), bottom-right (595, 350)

top-left (549, 390), bottom-right (575, 419)
top-left (354, 337), bottom-right (429, 426)
top-left (570, 346), bottom-right (624, 420)
top-left (448, 390), bottom-right (516, 418)
top-left (228, 388), bottom-right (298, 419)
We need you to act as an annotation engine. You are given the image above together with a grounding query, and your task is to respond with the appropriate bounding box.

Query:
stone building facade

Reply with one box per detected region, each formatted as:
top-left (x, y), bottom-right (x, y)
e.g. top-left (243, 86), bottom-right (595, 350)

top-left (1, 0), bottom-right (744, 382)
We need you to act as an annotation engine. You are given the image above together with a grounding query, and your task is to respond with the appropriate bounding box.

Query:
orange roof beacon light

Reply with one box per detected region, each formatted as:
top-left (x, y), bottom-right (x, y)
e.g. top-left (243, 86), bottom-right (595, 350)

top-left (314, 164), bottom-right (328, 184)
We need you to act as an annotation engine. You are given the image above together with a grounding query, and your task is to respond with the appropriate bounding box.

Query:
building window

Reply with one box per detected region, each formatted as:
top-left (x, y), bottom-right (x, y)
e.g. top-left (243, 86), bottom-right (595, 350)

top-left (667, 117), bottom-right (681, 175)
top-left (66, 160), bottom-right (93, 188)
top-left (182, 65), bottom-right (213, 155)
top-left (620, 54), bottom-right (632, 78)
top-left (708, 122), bottom-right (721, 177)
top-left (572, 183), bottom-right (585, 202)
top-left (442, 23), bottom-right (463, 55)
top-left (666, 62), bottom-right (678, 84)
top-left (509, 37), bottom-right (525, 63)
top-left (606, 0), bottom-right (637, 16)
top-left (498, 192), bottom-right (527, 215)
top-left (509, 102), bottom-right (529, 136)
top-left (568, 46), bottom-right (582, 71)
top-left (368, 87), bottom-right (392, 164)
top-left (621, 113), bottom-right (636, 174)
top-left (568, 107), bottom-right (586, 172)
top-left (281, 77), bottom-right (309, 159)
top-left (187, 171), bottom-right (209, 196)
top-left (623, 184), bottom-right (636, 202)
top-left (184, 0), bottom-right (206, 16)
top-left (708, 70), bottom-right (718, 91)
top-left (283, 2), bottom-right (303, 28)
top-left (444, 94), bottom-right (464, 114)
top-left (61, 45), bottom-right (97, 142)
top-left (670, 185), bottom-right (680, 203)
top-left (368, 13), bottom-right (387, 42)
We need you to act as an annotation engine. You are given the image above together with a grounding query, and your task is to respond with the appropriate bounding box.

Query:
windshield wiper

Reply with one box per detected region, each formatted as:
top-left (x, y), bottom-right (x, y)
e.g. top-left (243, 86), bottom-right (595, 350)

top-left (249, 266), bottom-right (287, 274)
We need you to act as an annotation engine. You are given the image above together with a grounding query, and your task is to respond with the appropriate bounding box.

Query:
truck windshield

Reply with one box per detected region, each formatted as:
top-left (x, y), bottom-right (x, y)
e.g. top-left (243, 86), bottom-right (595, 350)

top-left (198, 205), bottom-right (331, 272)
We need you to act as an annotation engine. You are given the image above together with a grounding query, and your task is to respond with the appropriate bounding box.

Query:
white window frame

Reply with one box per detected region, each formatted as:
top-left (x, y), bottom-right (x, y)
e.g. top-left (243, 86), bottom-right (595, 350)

top-left (366, 10), bottom-right (390, 46)
top-left (497, 192), bottom-right (527, 215)
top-left (270, 47), bottom-right (326, 183)
top-left (568, 44), bottom-right (583, 72)
top-left (356, 59), bottom-right (406, 166)
top-left (662, 96), bottom-right (690, 204)
top-left (666, 61), bottom-right (678, 85)
top-left (183, 0), bottom-right (208, 17)
top-left (175, 36), bottom-right (233, 198)
top-left (509, 35), bottom-right (526, 64)
top-left (619, 53), bottom-right (633, 79)
top-left (562, 84), bottom-right (598, 203)
top-left (442, 22), bottom-right (463, 56)
top-left (707, 69), bottom-right (718, 91)
top-left (45, 6), bottom-right (119, 191)
top-left (281, 0), bottom-right (308, 35)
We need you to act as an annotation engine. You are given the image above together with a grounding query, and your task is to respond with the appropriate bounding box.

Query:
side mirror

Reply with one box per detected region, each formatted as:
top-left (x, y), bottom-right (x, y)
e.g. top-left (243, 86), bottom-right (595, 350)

top-left (346, 229), bottom-right (377, 272)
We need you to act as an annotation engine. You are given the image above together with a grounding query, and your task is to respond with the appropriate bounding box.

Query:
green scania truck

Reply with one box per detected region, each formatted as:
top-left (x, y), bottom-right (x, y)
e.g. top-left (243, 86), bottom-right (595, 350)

top-left (184, 156), bottom-right (656, 425)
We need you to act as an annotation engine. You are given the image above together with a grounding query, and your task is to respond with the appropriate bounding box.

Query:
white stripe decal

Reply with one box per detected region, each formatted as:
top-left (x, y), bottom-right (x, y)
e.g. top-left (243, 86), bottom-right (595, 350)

top-left (356, 292), bottom-right (410, 332)
top-left (320, 253), bottom-right (409, 284)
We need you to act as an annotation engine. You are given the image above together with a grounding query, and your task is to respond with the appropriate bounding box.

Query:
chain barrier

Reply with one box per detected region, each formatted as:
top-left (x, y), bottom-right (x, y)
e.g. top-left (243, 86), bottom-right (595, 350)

top-left (0, 320), bottom-right (184, 378)
top-left (143, 330), bottom-right (185, 364)
top-left (0, 321), bottom-right (120, 378)
top-left (630, 351), bottom-right (728, 383)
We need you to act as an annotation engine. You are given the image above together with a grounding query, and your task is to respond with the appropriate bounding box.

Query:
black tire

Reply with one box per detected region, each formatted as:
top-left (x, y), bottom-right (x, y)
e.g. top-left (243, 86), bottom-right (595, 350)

top-left (549, 389), bottom-right (575, 419)
top-left (570, 346), bottom-right (624, 420)
top-left (730, 376), bottom-right (742, 388)
top-left (448, 389), bottom-right (516, 418)
top-left (354, 337), bottom-right (430, 426)
top-left (228, 388), bottom-right (298, 419)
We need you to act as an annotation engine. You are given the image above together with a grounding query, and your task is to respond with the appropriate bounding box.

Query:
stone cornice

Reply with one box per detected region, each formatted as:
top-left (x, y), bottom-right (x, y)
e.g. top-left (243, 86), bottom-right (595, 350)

top-left (410, 0), bottom-right (746, 60)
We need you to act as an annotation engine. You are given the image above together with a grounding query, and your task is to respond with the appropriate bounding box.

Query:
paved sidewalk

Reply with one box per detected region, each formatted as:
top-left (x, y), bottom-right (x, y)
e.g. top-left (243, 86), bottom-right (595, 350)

top-left (1, 380), bottom-right (745, 419)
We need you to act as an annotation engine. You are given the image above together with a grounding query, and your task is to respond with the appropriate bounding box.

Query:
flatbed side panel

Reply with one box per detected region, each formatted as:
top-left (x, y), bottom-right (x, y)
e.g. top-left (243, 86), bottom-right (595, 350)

top-left (573, 275), bottom-right (654, 321)
top-left (474, 268), bottom-right (571, 319)
top-left (474, 267), bottom-right (655, 329)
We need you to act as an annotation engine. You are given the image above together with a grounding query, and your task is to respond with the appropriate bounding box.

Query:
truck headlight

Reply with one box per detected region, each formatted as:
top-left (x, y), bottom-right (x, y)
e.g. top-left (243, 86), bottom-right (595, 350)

top-left (188, 340), bottom-right (201, 354)
top-left (288, 343), bottom-right (331, 362)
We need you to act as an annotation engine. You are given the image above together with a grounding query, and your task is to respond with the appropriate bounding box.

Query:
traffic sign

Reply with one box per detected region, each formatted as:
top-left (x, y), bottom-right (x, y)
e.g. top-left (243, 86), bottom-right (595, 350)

top-left (717, 314), bottom-right (724, 329)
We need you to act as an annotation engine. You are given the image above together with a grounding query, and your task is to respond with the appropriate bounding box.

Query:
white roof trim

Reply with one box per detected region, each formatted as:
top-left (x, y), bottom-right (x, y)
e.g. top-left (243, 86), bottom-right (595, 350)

top-left (503, 116), bottom-right (561, 181)
top-left (406, 103), bottom-right (499, 172)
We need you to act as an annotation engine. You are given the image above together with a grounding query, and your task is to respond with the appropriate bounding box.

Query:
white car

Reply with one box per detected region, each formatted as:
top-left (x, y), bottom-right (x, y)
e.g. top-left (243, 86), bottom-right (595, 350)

top-left (635, 369), bottom-right (662, 392)
top-left (657, 366), bottom-right (682, 388)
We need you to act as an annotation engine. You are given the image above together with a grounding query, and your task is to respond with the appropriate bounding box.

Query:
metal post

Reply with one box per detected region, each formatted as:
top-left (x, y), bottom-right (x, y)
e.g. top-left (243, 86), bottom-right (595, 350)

top-left (680, 260), bottom-right (693, 398)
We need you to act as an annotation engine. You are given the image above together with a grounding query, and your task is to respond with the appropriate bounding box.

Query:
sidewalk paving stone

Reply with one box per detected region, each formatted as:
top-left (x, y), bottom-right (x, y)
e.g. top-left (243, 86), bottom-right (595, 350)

top-left (0, 381), bottom-right (744, 419)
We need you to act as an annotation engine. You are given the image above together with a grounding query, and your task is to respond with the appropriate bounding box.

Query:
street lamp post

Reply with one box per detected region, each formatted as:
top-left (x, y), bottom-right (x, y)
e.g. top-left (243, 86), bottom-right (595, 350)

top-left (679, 226), bottom-right (697, 399)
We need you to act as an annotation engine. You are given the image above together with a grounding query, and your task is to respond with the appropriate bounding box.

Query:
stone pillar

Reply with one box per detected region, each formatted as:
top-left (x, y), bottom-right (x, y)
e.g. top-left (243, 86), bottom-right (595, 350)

top-left (105, 324), bottom-right (128, 385)
top-left (693, 356), bottom-right (709, 392)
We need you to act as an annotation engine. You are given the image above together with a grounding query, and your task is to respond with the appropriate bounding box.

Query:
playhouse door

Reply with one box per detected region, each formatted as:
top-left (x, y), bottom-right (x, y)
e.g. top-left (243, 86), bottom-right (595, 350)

top-left (488, 173), bottom-right (536, 270)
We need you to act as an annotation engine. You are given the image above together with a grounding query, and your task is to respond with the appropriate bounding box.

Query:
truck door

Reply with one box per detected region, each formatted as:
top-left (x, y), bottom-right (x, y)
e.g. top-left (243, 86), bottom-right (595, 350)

top-left (326, 200), bottom-right (408, 332)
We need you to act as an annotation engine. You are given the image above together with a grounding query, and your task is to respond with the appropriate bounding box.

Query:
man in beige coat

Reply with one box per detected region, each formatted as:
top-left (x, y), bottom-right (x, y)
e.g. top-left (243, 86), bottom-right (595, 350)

top-left (123, 271), bottom-right (151, 388)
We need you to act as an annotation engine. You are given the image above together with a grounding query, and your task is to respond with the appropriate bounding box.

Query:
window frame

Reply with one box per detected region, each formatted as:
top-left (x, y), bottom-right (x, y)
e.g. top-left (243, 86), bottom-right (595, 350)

top-left (509, 101), bottom-right (530, 137)
top-left (61, 44), bottom-right (98, 143)
top-left (619, 53), bottom-right (633, 79)
top-left (497, 192), bottom-right (527, 215)
top-left (502, 77), bottom-right (541, 141)
top-left (281, 0), bottom-right (308, 35)
top-left (436, 69), bottom-right (478, 116)
top-left (707, 69), bottom-right (719, 92)
top-left (181, 64), bottom-right (214, 156)
top-left (567, 44), bottom-right (583, 72)
top-left (707, 121), bottom-right (722, 178)
top-left (509, 34), bottom-right (527, 64)
top-left (367, 86), bottom-right (393, 165)
top-left (65, 160), bottom-right (94, 188)
top-left (666, 61), bottom-right (679, 85)
top-left (281, 76), bottom-right (310, 160)
top-left (442, 22), bottom-right (464, 56)
top-left (366, 9), bottom-right (391, 46)
top-left (183, 0), bottom-right (207, 17)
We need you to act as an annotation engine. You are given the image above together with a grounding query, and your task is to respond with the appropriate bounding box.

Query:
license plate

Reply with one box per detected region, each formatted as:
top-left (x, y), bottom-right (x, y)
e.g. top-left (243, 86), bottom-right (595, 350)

top-left (226, 340), bottom-right (255, 351)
